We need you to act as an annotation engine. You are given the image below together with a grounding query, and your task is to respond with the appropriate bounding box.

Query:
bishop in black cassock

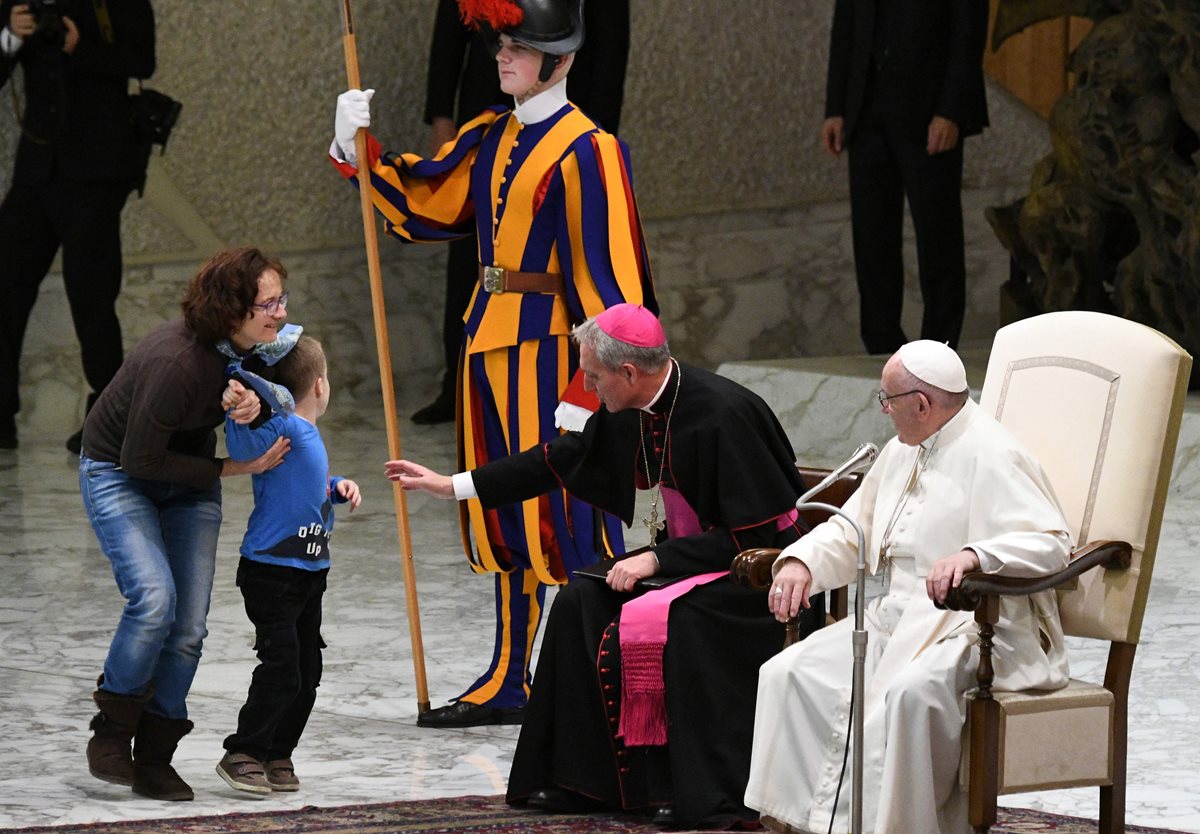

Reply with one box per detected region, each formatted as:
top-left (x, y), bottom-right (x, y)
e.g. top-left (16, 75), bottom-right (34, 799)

top-left (386, 304), bottom-right (824, 827)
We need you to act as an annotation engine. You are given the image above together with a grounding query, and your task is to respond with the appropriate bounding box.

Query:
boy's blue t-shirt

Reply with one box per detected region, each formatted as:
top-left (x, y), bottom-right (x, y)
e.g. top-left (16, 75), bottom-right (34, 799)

top-left (225, 412), bottom-right (346, 571)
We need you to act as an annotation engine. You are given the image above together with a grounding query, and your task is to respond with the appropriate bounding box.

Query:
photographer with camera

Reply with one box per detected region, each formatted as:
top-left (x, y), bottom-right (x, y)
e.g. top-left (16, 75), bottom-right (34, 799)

top-left (0, 0), bottom-right (155, 452)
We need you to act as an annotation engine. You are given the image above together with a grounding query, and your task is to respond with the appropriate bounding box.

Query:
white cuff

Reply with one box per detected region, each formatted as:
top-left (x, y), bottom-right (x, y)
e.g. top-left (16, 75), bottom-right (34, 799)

top-left (771, 541), bottom-right (806, 577)
top-left (452, 471), bottom-right (477, 501)
top-left (969, 546), bottom-right (1000, 573)
top-left (330, 137), bottom-right (355, 166)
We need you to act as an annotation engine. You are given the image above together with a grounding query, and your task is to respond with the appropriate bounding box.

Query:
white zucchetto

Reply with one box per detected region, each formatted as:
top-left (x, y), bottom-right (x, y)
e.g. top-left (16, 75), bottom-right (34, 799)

top-left (896, 340), bottom-right (968, 393)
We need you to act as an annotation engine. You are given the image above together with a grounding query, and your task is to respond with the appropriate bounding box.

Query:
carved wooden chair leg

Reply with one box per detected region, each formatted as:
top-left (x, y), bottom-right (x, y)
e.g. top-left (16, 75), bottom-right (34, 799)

top-left (968, 597), bottom-right (1001, 834)
top-left (1100, 642), bottom-right (1135, 834)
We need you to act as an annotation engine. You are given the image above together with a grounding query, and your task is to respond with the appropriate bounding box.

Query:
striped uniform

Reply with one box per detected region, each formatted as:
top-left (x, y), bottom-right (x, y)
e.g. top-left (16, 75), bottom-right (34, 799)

top-left (336, 101), bottom-right (656, 708)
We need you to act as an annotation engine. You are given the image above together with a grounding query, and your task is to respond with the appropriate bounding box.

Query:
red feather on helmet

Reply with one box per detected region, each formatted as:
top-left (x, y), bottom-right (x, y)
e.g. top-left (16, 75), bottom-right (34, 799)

top-left (458, 0), bottom-right (524, 31)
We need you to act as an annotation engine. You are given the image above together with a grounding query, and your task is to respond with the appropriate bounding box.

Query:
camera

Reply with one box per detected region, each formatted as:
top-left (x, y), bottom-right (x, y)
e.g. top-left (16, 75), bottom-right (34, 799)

top-left (27, 0), bottom-right (66, 48)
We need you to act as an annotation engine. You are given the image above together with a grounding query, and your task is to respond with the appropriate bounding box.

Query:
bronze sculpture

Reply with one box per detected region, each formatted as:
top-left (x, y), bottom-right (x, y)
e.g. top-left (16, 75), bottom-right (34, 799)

top-left (990, 0), bottom-right (1200, 383)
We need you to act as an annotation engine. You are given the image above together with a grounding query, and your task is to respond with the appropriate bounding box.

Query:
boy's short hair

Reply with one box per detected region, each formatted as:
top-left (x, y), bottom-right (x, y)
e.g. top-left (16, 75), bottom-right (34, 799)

top-left (276, 335), bottom-right (326, 401)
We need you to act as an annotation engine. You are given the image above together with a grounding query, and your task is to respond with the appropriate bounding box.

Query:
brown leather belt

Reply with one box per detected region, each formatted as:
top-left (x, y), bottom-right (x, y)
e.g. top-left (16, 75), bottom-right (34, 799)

top-left (479, 265), bottom-right (564, 295)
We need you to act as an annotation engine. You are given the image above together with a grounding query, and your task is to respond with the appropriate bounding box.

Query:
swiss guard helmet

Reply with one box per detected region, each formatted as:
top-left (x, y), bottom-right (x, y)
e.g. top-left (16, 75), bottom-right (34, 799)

top-left (458, 0), bottom-right (585, 81)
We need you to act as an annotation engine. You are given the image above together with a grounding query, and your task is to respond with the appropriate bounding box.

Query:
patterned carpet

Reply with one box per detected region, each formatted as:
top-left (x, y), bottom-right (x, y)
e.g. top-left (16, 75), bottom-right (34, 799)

top-left (5, 796), bottom-right (1193, 833)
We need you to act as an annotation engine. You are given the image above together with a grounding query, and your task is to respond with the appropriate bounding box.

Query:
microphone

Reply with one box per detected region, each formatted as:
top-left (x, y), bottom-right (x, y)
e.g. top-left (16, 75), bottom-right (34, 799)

top-left (796, 442), bottom-right (878, 506)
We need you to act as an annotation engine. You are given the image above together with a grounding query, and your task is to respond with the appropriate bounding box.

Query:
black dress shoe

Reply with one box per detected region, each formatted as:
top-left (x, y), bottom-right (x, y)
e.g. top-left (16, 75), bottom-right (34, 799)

top-left (416, 700), bottom-right (525, 728)
top-left (66, 428), bottom-right (83, 455)
top-left (526, 787), bottom-right (579, 812)
top-left (652, 806), bottom-right (677, 828)
top-left (411, 394), bottom-right (455, 425)
top-left (525, 786), bottom-right (602, 813)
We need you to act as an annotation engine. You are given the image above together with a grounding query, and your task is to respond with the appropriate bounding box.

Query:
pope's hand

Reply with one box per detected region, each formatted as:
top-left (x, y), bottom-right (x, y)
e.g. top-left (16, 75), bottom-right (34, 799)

top-left (926, 548), bottom-right (980, 604)
top-left (335, 88), bottom-right (374, 164)
top-left (770, 557), bottom-right (813, 622)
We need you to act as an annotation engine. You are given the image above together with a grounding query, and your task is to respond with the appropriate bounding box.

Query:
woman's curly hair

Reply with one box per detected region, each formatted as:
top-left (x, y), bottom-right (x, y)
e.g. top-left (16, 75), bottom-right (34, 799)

top-left (181, 247), bottom-right (287, 344)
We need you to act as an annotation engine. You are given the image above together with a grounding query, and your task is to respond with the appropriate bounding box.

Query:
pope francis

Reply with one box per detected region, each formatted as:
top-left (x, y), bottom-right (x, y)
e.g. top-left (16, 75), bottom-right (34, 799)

top-left (744, 340), bottom-right (1073, 834)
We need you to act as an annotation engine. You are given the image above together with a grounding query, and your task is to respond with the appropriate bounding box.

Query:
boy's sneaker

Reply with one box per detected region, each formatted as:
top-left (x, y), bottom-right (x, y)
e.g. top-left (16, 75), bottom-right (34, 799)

top-left (216, 752), bottom-right (272, 795)
top-left (264, 758), bottom-right (300, 791)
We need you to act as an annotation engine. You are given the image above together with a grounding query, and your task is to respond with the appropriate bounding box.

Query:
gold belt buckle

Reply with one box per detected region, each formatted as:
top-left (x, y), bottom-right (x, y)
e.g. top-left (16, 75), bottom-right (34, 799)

top-left (483, 266), bottom-right (505, 294)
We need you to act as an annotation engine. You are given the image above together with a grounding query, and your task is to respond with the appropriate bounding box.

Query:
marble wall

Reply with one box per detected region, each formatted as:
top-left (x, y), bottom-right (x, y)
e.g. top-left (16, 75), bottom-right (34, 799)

top-left (12, 178), bottom-right (1028, 442)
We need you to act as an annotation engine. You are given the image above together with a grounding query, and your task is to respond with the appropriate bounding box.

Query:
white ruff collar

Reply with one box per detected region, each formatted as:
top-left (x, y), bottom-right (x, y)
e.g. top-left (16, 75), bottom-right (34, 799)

top-left (513, 78), bottom-right (569, 125)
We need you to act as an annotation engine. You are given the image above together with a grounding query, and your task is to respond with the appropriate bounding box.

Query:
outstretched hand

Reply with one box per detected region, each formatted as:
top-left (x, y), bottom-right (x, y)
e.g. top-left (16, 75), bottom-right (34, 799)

top-left (384, 459), bottom-right (455, 499)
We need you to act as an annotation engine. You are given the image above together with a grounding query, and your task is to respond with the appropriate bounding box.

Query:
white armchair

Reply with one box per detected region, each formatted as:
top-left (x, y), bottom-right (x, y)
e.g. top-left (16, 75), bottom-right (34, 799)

top-left (944, 310), bottom-right (1191, 834)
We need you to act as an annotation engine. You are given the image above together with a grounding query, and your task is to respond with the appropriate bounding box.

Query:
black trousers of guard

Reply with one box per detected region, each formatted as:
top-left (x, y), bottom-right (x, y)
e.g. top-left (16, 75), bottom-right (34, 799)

top-left (436, 232), bottom-right (479, 401)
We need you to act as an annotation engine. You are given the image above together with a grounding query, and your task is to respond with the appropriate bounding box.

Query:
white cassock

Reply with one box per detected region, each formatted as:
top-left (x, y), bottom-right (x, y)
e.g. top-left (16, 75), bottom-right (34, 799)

top-left (745, 399), bottom-right (1073, 834)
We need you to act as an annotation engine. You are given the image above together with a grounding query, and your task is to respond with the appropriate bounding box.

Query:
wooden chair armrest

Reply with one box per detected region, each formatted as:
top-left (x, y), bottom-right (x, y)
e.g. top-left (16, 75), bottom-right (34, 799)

top-left (730, 470), bottom-right (866, 643)
top-left (732, 547), bottom-right (811, 647)
top-left (731, 548), bottom-right (781, 591)
top-left (938, 539), bottom-right (1132, 612)
top-left (733, 468), bottom-right (864, 590)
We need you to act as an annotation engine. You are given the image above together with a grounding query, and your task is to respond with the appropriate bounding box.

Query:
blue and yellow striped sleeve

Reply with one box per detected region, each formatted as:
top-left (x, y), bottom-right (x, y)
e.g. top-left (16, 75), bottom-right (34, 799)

top-left (557, 131), bottom-right (656, 320)
top-left (331, 107), bottom-right (504, 244)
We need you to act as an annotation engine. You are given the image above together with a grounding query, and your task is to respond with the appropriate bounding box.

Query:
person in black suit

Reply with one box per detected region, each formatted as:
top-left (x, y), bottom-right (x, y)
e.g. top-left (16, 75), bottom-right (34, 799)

top-left (822, 0), bottom-right (988, 355)
top-left (0, 0), bottom-right (155, 451)
top-left (412, 0), bottom-right (629, 424)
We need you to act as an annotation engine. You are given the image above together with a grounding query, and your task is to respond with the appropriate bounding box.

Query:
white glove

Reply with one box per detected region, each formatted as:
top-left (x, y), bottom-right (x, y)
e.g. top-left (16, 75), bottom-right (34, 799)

top-left (334, 88), bottom-right (374, 164)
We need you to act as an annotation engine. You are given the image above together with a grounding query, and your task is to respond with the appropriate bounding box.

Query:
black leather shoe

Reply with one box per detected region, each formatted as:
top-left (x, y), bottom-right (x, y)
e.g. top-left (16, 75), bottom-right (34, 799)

top-left (66, 428), bottom-right (83, 455)
top-left (416, 701), bottom-right (525, 728)
top-left (652, 806), bottom-right (676, 828)
top-left (526, 787), bottom-right (581, 813)
top-left (411, 394), bottom-right (455, 425)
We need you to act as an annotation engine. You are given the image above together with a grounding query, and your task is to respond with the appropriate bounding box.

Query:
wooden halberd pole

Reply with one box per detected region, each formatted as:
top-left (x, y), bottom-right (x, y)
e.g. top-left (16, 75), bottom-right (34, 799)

top-left (338, 0), bottom-right (430, 713)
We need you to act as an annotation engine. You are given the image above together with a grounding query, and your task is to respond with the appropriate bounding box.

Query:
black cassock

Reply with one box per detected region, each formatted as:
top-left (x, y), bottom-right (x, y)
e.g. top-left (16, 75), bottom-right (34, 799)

top-left (472, 362), bottom-right (825, 826)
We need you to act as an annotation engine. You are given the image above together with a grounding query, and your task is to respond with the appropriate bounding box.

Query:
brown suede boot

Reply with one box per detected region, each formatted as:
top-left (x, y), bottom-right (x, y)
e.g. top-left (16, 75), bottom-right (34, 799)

top-left (87, 683), bottom-right (150, 786)
top-left (132, 713), bottom-right (194, 801)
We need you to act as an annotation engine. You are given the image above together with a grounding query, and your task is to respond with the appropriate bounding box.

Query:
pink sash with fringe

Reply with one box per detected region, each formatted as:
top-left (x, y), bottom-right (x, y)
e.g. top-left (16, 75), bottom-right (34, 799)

top-left (617, 488), bottom-right (801, 746)
top-left (617, 571), bottom-right (727, 746)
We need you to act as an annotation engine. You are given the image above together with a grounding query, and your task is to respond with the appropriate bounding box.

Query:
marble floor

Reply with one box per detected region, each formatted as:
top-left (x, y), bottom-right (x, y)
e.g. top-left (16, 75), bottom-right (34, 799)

top-left (1, 381), bottom-right (1198, 832)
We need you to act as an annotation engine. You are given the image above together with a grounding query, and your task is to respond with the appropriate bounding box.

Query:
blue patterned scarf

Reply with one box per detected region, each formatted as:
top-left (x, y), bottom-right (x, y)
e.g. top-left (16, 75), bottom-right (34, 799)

top-left (216, 323), bottom-right (303, 416)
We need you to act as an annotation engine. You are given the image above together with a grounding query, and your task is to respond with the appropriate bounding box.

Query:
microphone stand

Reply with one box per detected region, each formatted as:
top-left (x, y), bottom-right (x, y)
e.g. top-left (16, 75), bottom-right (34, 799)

top-left (794, 501), bottom-right (867, 834)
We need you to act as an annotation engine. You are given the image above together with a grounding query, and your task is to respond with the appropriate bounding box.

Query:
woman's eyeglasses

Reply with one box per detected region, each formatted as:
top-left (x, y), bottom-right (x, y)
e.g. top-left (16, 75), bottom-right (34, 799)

top-left (250, 293), bottom-right (289, 316)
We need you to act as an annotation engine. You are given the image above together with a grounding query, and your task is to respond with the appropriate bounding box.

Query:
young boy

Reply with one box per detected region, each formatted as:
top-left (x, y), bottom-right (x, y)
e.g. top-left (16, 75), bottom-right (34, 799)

top-left (216, 335), bottom-right (361, 795)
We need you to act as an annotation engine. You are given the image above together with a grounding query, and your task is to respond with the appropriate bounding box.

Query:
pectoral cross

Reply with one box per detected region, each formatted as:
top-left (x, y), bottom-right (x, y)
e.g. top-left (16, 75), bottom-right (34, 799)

top-left (642, 505), bottom-right (665, 544)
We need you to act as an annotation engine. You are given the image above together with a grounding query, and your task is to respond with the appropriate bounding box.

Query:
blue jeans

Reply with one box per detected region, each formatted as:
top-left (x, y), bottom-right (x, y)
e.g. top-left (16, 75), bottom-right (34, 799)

top-left (79, 455), bottom-right (222, 719)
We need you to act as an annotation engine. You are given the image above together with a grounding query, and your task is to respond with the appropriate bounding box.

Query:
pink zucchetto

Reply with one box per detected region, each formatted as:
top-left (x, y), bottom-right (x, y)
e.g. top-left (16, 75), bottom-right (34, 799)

top-left (594, 304), bottom-right (666, 348)
top-left (897, 340), bottom-right (968, 393)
